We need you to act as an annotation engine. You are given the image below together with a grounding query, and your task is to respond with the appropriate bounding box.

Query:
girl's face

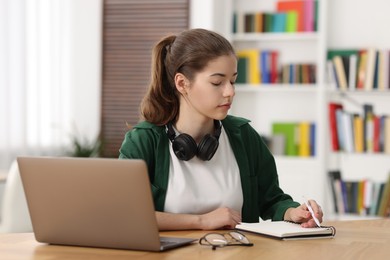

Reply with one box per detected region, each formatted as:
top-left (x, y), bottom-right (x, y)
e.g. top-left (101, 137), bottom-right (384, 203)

top-left (182, 54), bottom-right (237, 121)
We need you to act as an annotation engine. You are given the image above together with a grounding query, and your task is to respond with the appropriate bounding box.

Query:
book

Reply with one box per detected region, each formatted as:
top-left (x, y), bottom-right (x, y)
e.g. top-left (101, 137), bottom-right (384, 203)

top-left (235, 221), bottom-right (336, 240)
top-left (373, 115), bottom-right (381, 152)
top-left (236, 57), bottom-right (248, 84)
top-left (310, 123), bottom-right (316, 156)
top-left (368, 181), bottom-right (381, 215)
top-left (261, 51), bottom-right (270, 83)
top-left (328, 170), bottom-right (344, 214)
top-left (237, 49), bottom-right (261, 84)
top-left (304, 0), bottom-right (315, 32)
top-left (272, 122), bottom-right (298, 156)
top-left (254, 13), bottom-right (264, 33)
top-left (327, 49), bottom-right (360, 90)
top-left (341, 111), bottom-right (354, 153)
top-left (285, 11), bottom-right (298, 32)
top-left (272, 12), bottom-right (287, 32)
top-left (234, 11), bottom-right (245, 33)
top-left (373, 182), bottom-right (386, 215)
top-left (326, 60), bottom-right (338, 88)
top-left (363, 104), bottom-right (374, 152)
top-left (298, 121), bottom-right (311, 156)
top-left (377, 172), bottom-right (390, 217)
top-left (270, 134), bottom-right (285, 156)
top-left (335, 109), bottom-right (345, 151)
top-left (328, 102), bottom-right (343, 151)
top-left (353, 114), bottom-right (364, 153)
top-left (385, 116), bottom-right (390, 154)
top-left (244, 14), bottom-right (255, 33)
top-left (263, 13), bottom-right (274, 32)
top-left (356, 50), bottom-right (368, 89)
top-left (270, 51), bottom-right (279, 83)
top-left (364, 48), bottom-right (377, 90)
top-left (332, 56), bottom-right (348, 90)
top-left (277, 1), bottom-right (305, 32)
top-left (379, 115), bottom-right (386, 152)
top-left (379, 49), bottom-right (390, 90)
top-left (349, 54), bottom-right (358, 90)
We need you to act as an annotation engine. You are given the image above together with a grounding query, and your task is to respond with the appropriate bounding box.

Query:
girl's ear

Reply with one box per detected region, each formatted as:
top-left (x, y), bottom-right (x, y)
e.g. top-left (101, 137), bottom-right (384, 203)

top-left (174, 73), bottom-right (189, 94)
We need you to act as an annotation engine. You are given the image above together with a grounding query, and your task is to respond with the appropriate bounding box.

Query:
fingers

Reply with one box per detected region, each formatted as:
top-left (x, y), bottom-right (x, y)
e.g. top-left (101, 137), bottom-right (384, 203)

top-left (225, 208), bottom-right (242, 229)
top-left (200, 207), bottom-right (242, 230)
top-left (307, 199), bottom-right (321, 215)
top-left (307, 199), bottom-right (323, 222)
top-left (299, 199), bottom-right (324, 227)
top-left (287, 199), bottom-right (324, 228)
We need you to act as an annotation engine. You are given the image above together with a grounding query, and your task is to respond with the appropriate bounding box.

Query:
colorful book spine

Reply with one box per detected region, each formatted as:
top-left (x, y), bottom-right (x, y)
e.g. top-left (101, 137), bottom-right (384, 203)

top-left (233, 1), bottom-right (319, 34)
top-left (272, 121), bottom-right (316, 157)
top-left (328, 102), bottom-right (343, 151)
top-left (298, 121), bottom-right (311, 157)
top-left (237, 49), bottom-right (261, 84)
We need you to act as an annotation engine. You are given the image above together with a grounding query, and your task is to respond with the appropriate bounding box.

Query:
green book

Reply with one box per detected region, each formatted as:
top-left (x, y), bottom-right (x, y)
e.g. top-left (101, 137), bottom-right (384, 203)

top-left (285, 12), bottom-right (297, 32)
top-left (236, 57), bottom-right (248, 84)
top-left (263, 13), bottom-right (274, 33)
top-left (272, 122), bottom-right (298, 156)
top-left (327, 49), bottom-right (360, 60)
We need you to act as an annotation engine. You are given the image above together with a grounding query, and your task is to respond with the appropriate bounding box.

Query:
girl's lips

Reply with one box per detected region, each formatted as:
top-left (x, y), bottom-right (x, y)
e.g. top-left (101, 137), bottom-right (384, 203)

top-left (219, 103), bottom-right (231, 109)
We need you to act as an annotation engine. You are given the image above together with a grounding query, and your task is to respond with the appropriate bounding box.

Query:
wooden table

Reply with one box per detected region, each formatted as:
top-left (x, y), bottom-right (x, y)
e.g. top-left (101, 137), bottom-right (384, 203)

top-left (1, 219), bottom-right (390, 259)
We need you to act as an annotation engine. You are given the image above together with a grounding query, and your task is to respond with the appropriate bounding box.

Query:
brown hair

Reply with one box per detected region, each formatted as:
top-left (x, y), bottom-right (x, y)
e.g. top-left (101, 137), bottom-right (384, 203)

top-left (140, 28), bottom-right (235, 126)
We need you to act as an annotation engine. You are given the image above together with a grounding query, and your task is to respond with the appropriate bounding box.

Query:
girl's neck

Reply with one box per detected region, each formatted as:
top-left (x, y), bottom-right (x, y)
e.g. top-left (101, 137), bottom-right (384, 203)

top-left (174, 117), bottom-right (215, 143)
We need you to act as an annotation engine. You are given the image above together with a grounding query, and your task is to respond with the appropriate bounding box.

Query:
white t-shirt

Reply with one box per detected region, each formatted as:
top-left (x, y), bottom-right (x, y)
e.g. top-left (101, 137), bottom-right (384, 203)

top-left (164, 126), bottom-right (243, 214)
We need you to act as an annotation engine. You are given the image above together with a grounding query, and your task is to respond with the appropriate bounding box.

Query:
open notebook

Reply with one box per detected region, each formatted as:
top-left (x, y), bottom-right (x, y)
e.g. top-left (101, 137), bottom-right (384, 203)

top-left (236, 221), bottom-right (336, 240)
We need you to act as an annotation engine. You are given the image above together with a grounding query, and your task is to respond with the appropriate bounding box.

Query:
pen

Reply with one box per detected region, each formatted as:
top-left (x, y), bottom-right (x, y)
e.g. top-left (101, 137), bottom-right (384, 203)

top-left (303, 197), bottom-right (321, 227)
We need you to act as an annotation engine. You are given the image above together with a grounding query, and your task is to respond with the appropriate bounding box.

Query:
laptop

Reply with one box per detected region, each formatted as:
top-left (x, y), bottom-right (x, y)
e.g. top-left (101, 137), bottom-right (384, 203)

top-left (17, 156), bottom-right (196, 251)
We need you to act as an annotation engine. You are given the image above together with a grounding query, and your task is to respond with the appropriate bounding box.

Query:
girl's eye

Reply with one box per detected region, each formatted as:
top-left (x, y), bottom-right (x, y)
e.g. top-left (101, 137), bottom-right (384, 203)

top-left (212, 82), bottom-right (222, 86)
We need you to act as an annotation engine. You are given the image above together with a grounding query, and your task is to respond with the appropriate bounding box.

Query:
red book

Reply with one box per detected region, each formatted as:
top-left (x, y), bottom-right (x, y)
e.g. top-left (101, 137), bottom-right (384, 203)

top-left (329, 102), bottom-right (343, 151)
top-left (270, 51), bottom-right (279, 83)
top-left (277, 0), bottom-right (305, 32)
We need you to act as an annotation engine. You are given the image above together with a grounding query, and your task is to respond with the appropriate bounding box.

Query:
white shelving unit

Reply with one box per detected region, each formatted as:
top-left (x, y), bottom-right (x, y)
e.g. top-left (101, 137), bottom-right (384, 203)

top-left (191, 0), bottom-right (390, 219)
top-left (325, 0), bottom-right (390, 219)
top-left (221, 0), bottom-right (330, 214)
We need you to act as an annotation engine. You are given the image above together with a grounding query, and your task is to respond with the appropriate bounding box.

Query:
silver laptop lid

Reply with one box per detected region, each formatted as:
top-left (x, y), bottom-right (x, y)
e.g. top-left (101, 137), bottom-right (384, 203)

top-left (18, 157), bottom-right (163, 251)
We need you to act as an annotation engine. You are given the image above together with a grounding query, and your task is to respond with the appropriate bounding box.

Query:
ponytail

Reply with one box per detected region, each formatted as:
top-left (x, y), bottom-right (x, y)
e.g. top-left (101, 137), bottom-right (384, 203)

top-left (141, 35), bottom-right (179, 125)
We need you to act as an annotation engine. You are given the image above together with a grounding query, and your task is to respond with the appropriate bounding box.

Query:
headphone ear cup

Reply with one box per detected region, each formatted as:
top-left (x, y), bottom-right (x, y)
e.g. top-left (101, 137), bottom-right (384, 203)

top-left (172, 133), bottom-right (198, 161)
top-left (197, 134), bottom-right (219, 161)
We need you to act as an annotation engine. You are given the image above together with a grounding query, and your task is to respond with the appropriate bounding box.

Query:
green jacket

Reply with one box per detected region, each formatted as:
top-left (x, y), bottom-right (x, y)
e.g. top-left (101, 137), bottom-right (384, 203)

top-left (119, 115), bottom-right (300, 222)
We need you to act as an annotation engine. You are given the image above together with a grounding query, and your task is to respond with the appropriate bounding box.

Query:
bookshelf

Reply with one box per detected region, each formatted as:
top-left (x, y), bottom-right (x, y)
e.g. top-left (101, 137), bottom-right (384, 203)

top-left (191, 0), bottom-right (390, 219)
top-left (221, 0), bottom-right (329, 212)
top-left (325, 0), bottom-right (390, 219)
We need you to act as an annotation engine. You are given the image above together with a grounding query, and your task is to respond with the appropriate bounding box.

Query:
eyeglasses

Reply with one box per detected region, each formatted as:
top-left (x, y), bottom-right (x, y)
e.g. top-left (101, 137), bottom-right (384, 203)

top-left (199, 231), bottom-right (253, 250)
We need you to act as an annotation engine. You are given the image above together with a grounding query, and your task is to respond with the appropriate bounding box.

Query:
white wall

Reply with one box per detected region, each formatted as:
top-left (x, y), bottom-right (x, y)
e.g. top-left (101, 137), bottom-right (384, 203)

top-left (327, 0), bottom-right (390, 49)
top-left (69, 0), bottom-right (102, 140)
top-left (190, 0), bottom-right (232, 37)
top-left (0, 0), bottom-right (102, 216)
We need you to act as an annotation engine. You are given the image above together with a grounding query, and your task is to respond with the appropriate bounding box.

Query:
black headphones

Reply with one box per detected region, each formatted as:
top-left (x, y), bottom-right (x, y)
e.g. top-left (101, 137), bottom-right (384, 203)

top-left (166, 120), bottom-right (222, 161)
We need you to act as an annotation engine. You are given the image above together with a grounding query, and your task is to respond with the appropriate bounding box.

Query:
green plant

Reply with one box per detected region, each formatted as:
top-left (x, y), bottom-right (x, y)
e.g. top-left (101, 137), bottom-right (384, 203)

top-left (67, 136), bottom-right (103, 157)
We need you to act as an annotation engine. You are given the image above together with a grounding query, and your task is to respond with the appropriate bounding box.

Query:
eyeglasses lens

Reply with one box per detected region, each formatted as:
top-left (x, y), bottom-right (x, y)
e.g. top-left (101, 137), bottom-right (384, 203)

top-left (205, 233), bottom-right (228, 246)
top-left (230, 231), bottom-right (250, 244)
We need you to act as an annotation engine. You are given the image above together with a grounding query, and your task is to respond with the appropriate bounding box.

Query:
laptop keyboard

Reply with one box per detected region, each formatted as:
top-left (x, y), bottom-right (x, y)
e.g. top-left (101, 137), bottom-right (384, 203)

top-left (160, 237), bottom-right (179, 247)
